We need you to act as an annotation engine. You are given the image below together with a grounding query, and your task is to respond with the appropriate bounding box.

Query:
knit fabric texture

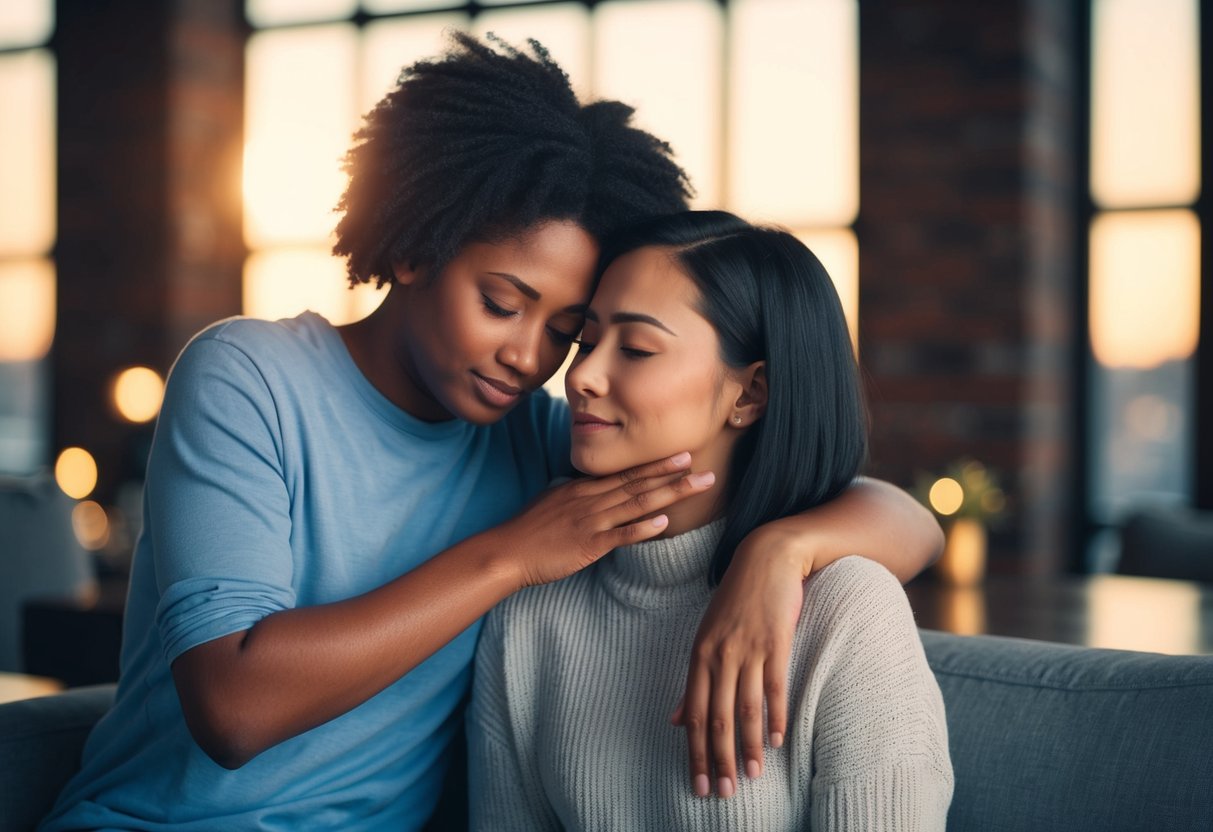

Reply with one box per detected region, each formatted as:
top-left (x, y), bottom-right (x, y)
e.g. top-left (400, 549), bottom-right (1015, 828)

top-left (468, 520), bottom-right (954, 831)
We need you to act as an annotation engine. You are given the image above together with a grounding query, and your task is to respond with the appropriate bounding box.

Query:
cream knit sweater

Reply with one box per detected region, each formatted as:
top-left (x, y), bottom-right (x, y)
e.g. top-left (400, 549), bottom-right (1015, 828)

top-left (468, 521), bottom-right (953, 831)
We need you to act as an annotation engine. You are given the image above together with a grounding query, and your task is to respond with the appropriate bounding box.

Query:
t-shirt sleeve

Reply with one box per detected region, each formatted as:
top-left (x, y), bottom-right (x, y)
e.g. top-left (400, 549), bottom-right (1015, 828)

top-left (146, 332), bottom-right (297, 665)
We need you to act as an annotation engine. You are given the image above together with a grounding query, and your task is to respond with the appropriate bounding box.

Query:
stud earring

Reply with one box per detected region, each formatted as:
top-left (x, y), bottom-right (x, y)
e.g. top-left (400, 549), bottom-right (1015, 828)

top-left (733, 415), bottom-right (742, 425)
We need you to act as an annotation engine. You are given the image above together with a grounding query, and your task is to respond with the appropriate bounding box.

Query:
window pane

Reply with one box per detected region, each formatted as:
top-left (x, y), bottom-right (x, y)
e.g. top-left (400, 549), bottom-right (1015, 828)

top-left (0, 258), bottom-right (54, 475)
top-left (1088, 209), bottom-right (1199, 524)
top-left (472, 3), bottom-right (591, 101)
top-left (362, 14), bottom-right (468, 112)
top-left (244, 25), bottom-right (360, 247)
top-left (594, 0), bottom-right (723, 208)
top-left (0, 0), bottom-right (52, 48)
top-left (1090, 0), bottom-right (1200, 208)
top-left (244, 247), bottom-right (383, 325)
top-left (1089, 210), bottom-right (1199, 369)
top-left (362, 0), bottom-right (462, 14)
top-left (246, 0), bottom-right (357, 28)
top-left (0, 50), bottom-right (55, 257)
top-left (795, 228), bottom-right (858, 349)
top-left (0, 258), bottom-right (55, 363)
top-left (729, 0), bottom-right (858, 226)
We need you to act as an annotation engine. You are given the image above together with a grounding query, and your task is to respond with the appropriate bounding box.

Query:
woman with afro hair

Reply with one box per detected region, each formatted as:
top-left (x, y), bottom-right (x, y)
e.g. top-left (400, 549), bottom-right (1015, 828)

top-left (42, 34), bottom-right (941, 831)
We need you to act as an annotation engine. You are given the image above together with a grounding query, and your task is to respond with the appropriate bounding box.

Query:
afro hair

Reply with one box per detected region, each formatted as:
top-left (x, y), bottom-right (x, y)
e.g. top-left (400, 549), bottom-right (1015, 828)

top-left (333, 32), bottom-right (693, 287)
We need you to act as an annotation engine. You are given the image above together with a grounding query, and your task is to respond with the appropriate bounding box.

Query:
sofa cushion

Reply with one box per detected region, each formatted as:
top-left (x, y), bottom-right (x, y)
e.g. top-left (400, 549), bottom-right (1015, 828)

top-left (0, 684), bottom-right (115, 832)
top-left (921, 630), bottom-right (1213, 832)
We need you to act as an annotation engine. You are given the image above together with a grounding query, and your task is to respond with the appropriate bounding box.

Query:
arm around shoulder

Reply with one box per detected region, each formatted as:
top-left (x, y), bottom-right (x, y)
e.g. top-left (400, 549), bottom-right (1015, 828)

top-left (736, 477), bottom-right (944, 585)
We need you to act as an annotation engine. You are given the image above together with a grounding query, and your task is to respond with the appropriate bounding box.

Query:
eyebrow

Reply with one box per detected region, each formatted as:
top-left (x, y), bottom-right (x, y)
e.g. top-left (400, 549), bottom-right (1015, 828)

top-left (488, 272), bottom-right (587, 314)
top-left (584, 308), bottom-right (678, 336)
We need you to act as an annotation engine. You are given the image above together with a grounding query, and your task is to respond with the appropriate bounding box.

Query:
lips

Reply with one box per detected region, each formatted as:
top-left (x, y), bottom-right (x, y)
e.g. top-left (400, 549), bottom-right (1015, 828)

top-left (572, 412), bottom-right (619, 434)
top-left (472, 372), bottom-right (523, 408)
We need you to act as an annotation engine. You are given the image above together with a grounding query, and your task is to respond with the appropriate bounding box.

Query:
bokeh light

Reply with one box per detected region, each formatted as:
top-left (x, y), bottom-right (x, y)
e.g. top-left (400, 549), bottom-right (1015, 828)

top-left (55, 446), bottom-right (97, 500)
top-left (929, 477), bottom-right (965, 516)
top-left (112, 366), bottom-right (165, 423)
top-left (71, 499), bottom-right (110, 551)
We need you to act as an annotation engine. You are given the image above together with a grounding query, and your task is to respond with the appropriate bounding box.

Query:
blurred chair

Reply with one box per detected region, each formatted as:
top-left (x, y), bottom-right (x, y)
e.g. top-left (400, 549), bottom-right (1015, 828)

top-left (0, 474), bottom-right (95, 673)
top-left (1118, 505), bottom-right (1213, 583)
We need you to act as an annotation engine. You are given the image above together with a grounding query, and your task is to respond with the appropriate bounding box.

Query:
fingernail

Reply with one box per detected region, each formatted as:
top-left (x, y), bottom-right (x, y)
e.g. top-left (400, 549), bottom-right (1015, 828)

top-left (770, 731), bottom-right (784, 748)
top-left (718, 777), bottom-right (735, 798)
top-left (694, 774), bottom-right (710, 797)
top-left (688, 471), bottom-right (715, 487)
top-left (651, 515), bottom-right (669, 528)
top-left (745, 759), bottom-right (760, 780)
top-left (670, 451), bottom-right (691, 466)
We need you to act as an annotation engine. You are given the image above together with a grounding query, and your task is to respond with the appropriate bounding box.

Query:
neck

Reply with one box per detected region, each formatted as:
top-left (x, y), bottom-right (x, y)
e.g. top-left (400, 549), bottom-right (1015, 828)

top-left (338, 291), bottom-right (452, 422)
top-left (661, 456), bottom-right (733, 538)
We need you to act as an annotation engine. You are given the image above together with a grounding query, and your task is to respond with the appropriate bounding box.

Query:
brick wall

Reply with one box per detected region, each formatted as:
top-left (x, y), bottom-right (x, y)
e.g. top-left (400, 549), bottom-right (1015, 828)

top-left (858, 0), bottom-right (1078, 573)
top-left (53, 0), bottom-right (244, 501)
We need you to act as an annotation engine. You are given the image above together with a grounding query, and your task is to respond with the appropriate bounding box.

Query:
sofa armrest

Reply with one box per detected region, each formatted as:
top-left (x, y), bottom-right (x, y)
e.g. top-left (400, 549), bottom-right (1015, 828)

top-left (0, 684), bottom-right (116, 832)
top-left (920, 630), bottom-right (1213, 832)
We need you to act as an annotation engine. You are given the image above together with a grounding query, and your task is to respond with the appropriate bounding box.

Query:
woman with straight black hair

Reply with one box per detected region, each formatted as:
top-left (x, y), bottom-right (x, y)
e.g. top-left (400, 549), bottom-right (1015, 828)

top-left (468, 211), bottom-right (953, 831)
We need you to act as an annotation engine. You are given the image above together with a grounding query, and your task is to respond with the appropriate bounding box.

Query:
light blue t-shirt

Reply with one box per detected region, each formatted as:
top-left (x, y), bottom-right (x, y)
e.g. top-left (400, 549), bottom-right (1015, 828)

top-left (42, 312), bottom-right (571, 831)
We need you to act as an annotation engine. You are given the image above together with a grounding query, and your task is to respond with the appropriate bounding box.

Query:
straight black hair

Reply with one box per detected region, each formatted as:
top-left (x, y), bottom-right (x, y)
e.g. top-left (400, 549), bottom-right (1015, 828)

top-left (600, 211), bottom-right (868, 584)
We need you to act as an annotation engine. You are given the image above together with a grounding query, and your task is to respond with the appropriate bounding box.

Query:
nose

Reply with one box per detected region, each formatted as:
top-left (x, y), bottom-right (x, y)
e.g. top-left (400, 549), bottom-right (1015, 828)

top-left (497, 325), bottom-right (541, 378)
top-left (566, 346), bottom-right (607, 400)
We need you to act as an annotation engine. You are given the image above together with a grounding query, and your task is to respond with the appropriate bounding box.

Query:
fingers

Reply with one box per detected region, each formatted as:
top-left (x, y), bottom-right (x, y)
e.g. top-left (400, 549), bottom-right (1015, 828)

top-left (576, 451), bottom-right (693, 496)
top-left (680, 661), bottom-right (713, 799)
top-left (737, 661), bottom-right (766, 781)
top-left (707, 652), bottom-right (739, 799)
top-left (600, 471), bottom-right (716, 531)
top-left (764, 642), bottom-right (791, 749)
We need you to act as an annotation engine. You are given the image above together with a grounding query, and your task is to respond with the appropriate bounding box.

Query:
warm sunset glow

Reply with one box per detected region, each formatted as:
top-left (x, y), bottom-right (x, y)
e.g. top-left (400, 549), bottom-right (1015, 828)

top-left (1091, 0), bottom-right (1200, 208)
top-left (0, 0), bottom-right (53, 49)
top-left (111, 366), bottom-right (165, 424)
top-left (244, 247), bottom-right (385, 325)
top-left (796, 228), bottom-right (859, 348)
top-left (595, 0), bottom-right (723, 208)
top-left (929, 478), bottom-right (964, 516)
top-left (0, 49), bottom-right (55, 257)
top-left (472, 4), bottom-right (590, 101)
top-left (243, 26), bottom-right (359, 248)
top-left (730, 0), bottom-right (858, 226)
top-left (362, 14), bottom-right (468, 111)
top-left (55, 447), bottom-right (98, 501)
top-left (0, 258), bottom-right (55, 362)
top-left (246, 0), bottom-right (355, 28)
top-left (1089, 210), bottom-right (1200, 369)
top-left (1088, 574), bottom-right (1199, 654)
top-left (71, 500), bottom-right (110, 551)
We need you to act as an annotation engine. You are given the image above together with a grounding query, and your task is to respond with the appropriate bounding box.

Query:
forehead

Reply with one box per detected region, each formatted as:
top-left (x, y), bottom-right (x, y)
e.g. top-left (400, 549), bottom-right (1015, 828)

top-left (456, 220), bottom-right (599, 306)
top-left (592, 246), bottom-right (702, 317)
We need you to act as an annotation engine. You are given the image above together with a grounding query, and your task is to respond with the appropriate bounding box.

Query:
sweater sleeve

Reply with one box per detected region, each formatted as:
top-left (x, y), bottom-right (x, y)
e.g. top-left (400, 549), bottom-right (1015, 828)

top-left (467, 603), bottom-right (562, 832)
top-left (794, 557), bottom-right (954, 831)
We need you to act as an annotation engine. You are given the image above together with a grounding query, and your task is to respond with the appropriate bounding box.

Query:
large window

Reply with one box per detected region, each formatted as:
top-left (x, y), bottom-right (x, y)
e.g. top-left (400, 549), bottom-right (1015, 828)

top-left (242, 0), bottom-right (861, 392)
top-left (1085, 0), bottom-right (1202, 567)
top-left (0, 0), bottom-right (55, 474)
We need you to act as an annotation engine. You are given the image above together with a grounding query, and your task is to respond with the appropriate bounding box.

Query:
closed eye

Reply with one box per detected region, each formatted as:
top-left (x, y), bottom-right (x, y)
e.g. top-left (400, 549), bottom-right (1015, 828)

top-left (481, 295), bottom-right (516, 318)
top-left (622, 347), bottom-right (655, 359)
top-left (572, 339), bottom-right (595, 355)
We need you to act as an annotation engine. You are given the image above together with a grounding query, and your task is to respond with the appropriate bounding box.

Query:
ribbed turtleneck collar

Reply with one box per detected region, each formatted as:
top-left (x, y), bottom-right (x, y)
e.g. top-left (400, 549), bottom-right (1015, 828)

top-left (596, 518), bottom-right (727, 609)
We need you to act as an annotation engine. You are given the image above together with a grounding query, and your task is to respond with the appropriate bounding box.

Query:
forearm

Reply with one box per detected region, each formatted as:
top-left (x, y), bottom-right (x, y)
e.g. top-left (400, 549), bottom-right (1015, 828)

top-left (173, 529), bottom-right (520, 768)
top-left (746, 477), bottom-right (943, 584)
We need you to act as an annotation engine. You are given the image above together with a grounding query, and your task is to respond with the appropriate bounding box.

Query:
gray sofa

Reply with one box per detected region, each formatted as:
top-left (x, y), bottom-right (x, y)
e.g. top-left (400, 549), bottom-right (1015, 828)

top-left (3, 631), bottom-right (1211, 831)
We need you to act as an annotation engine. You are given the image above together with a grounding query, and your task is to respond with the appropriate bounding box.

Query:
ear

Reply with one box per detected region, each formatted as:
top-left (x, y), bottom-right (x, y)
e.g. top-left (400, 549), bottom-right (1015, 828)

top-left (391, 260), bottom-right (421, 287)
top-left (730, 361), bottom-right (767, 428)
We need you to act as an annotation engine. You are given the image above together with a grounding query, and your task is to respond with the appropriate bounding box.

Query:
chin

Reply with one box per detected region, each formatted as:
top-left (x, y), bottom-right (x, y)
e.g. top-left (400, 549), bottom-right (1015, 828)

top-left (570, 447), bottom-right (627, 478)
